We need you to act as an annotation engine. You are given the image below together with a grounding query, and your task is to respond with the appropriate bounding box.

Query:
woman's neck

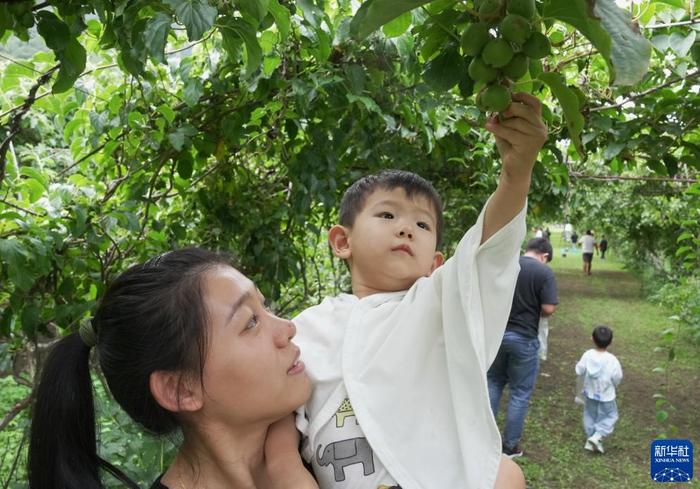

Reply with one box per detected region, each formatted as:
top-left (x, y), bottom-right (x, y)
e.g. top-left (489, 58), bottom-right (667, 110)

top-left (162, 421), bottom-right (271, 489)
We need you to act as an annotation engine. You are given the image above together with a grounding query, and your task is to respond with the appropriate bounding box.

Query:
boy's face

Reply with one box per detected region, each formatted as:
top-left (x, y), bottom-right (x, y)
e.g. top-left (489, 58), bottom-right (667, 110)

top-left (330, 187), bottom-right (444, 295)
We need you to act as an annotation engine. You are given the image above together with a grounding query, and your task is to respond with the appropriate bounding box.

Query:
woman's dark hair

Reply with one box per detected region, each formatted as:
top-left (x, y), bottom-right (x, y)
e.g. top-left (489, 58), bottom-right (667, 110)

top-left (339, 169), bottom-right (445, 248)
top-left (592, 325), bottom-right (614, 348)
top-left (29, 248), bottom-right (231, 489)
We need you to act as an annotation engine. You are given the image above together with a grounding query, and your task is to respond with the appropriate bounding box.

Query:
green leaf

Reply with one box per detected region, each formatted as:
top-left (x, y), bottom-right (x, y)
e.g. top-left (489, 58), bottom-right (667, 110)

top-left (539, 72), bottom-right (585, 158)
top-left (144, 13), bottom-right (172, 63)
top-left (236, 0), bottom-right (270, 24)
top-left (263, 55), bottom-right (282, 75)
top-left (165, 0), bottom-right (217, 41)
top-left (36, 11), bottom-right (71, 51)
top-left (183, 77), bottom-right (204, 107)
top-left (382, 11), bottom-right (412, 38)
top-left (675, 245), bottom-right (692, 257)
top-left (219, 16), bottom-right (263, 76)
top-left (53, 38), bottom-right (86, 93)
top-left (0, 239), bottom-right (29, 272)
top-left (543, 0), bottom-right (651, 85)
top-left (158, 103), bottom-right (176, 124)
top-left (656, 410), bottom-right (669, 423)
top-left (21, 305), bottom-right (40, 336)
top-left (168, 124), bottom-right (197, 151)
top-left (19, 166), bottom-right (48, 190)
top-left (177, 152), bottom-right (194, 179)
top-left (347, 93), bottom-right (382, 114)
top-left (350, 0), bottom-right (431, 40)
top-left (267, 0), bottom-right (291, 39)
top-left (422, 47), bottom-right (466, 92)
top-left (676, 231), bottom-right (693, 243)
top-left (344, 64), bottom-right (366, 95)
top-left (668, 31), bottom-right (696, 58)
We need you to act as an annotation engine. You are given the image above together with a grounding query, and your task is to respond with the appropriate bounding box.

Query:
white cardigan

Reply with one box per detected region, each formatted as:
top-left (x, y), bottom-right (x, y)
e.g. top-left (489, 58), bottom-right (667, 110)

top-left (294, 200), bottom-right (526, 489)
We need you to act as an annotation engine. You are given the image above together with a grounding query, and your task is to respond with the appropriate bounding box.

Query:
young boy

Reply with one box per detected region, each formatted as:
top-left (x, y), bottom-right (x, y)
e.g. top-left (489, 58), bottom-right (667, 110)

top-left (575, 325), bottom-right (623, 454)
top-left (293, 93), bottom-right (546, 489)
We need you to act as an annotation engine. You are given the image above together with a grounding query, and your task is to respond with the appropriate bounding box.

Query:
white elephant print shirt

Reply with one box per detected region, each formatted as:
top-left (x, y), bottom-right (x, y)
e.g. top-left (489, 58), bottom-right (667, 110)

top-left (308, 387), bottom-right (400, 489)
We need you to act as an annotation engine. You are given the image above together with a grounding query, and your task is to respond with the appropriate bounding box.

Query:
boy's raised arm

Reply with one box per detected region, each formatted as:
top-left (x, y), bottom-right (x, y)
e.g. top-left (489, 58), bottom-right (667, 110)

top-left (481, 92), bottom-right (548, 244)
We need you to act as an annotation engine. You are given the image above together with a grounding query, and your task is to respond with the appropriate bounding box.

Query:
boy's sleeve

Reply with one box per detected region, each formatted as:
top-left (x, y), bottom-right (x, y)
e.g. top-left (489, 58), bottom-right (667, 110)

top-left (475, 204), bottom-right (527, 368)
top-left (430, 196), bottom-right (526, 372)
top-left (575, 353), bottom-right (586, 376)
top-left (612, 358), bottom-right (623, 385)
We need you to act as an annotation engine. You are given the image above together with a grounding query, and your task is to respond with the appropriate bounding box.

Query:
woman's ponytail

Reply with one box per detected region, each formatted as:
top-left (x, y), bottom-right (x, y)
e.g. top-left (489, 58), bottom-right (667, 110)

top-left (28, 332), bottom-right (102, 489)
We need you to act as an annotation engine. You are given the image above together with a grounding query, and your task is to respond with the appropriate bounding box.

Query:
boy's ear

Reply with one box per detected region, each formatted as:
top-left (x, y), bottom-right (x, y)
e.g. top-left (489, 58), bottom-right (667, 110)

top-left (149, 370), bottom-right (203, 413)
top-left (429, 251), bottom-right (445, 274)
top-left (328, 225), bottom-right (352, 259)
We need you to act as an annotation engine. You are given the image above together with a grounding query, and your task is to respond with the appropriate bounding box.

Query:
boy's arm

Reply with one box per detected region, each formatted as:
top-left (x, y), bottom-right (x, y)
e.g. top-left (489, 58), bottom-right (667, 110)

top-left (265, 414), bottom-right (319, 489)
top-left (482, 92), bottom-right (548, 244)
top-left (612, 359), bottom-right (623, 385)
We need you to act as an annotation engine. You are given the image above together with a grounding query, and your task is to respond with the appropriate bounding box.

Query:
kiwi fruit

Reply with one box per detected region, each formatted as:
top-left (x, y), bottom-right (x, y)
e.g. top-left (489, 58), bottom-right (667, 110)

top-left (499, 14), bottom-right (532, 45)
top-left (501, 53), bottom-right (529, 80)
top-left (506, 0), bottom-right (535, 19)
top-left (522, 31), bottom-right (551, 59)
top-left (478, 84), bottom-right (512, 112)
top-left (468, 56), bottom-right (498, 82)
top-left (461, 22), bottom-right (492, 56)
top-left (478, 0), bottom-right (504, 23)
top-left (482, 38), bottom-right (514, 68)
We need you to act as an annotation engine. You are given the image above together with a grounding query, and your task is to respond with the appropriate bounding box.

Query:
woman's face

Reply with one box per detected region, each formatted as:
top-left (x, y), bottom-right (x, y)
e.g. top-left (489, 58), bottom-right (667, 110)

top-left (199, 265), bottom-right (311, 425)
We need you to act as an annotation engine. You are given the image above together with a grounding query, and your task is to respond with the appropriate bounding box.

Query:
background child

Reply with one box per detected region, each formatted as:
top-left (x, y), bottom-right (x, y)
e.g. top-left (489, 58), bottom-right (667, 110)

top-left (575, 325), bottom-right (623, 454)
top-left (293, 92), bottom-right (547, 488)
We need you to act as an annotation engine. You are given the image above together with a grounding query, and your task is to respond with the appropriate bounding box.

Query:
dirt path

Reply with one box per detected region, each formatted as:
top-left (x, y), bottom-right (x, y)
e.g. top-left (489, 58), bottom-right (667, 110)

top-left (504, 260), bottom-right (700, 488)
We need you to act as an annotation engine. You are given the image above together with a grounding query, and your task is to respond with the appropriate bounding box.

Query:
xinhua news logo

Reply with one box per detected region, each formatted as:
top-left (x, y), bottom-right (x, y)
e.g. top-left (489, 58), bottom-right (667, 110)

top-left (650, 439), bottom-right (693, 483)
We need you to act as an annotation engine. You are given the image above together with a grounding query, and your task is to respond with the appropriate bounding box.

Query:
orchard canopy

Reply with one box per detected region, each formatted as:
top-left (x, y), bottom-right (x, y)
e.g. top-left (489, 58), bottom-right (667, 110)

top-left (0, 0), bottom-right (699, 483)
top-left (1, 0), bottom-right (697, 336)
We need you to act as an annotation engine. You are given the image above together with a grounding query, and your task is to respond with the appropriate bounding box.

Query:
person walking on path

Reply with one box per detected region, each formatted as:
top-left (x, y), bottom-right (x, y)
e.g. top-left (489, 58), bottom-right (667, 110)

top-left (487, 237), bottom-right (558, 458)
top-left (571, 230), bottom-right (578, 250)
top-left (575, 325), bottom-right (623, 454)
top-left (579, 230), bottom-right (598, 275)
top-left (599, 236), bottom-right (608, 260)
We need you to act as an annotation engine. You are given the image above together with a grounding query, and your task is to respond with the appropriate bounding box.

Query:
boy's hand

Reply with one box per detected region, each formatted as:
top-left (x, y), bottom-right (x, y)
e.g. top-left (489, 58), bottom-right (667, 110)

top-left (265, 414), bottom-right (318, 489)
top-left (481, 92), bottom-right (547, 244)
top-left (485, 92), bottom-right (548, 185)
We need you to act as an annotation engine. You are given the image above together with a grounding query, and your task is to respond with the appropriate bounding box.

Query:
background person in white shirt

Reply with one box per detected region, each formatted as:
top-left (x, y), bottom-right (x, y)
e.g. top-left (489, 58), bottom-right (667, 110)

top-left (578, 230), bottom-right (598, 275)
top-left (575, 325), bottom-right (623, 454)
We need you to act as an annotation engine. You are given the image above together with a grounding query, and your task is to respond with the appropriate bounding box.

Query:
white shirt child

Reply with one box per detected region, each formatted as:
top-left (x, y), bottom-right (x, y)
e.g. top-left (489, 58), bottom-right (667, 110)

top-left (575, 349), bottom-right (623, 402)
top-left (294, 200), bottom-right (526, 489)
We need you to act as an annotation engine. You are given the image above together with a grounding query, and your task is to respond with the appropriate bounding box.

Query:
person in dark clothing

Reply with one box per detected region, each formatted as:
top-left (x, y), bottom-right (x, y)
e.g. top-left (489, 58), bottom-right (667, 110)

top-left (599, 236), bottom-right (608, 259)
top-left (487, 238), bottom-right (558, 458)
top-left (28, 248), bottom-right (317, 489)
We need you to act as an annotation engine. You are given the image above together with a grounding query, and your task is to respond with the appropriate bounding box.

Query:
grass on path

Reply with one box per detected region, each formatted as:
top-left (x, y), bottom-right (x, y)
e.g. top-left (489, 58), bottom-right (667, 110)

top-left (494, 240), bottom-right (700, 488)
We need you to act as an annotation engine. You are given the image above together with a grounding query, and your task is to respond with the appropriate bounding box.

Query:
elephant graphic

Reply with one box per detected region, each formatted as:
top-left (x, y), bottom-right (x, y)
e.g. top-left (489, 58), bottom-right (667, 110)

top-left (316, 437), bottom-right (375, 482)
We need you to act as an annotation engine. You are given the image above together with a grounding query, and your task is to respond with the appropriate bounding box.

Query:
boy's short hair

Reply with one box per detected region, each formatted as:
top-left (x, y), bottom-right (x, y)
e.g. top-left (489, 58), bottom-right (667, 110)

top-left (525, 238), bottom-right (553, 262)
top-left (592, 325), bottom-right (613, 348)
top-left (339, 170), bottom-right (444, 248)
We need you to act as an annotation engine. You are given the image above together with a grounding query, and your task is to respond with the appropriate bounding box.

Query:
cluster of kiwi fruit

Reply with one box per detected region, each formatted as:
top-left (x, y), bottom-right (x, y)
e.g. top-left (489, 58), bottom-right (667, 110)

top-left (462, 0), bottom-right (550, 112)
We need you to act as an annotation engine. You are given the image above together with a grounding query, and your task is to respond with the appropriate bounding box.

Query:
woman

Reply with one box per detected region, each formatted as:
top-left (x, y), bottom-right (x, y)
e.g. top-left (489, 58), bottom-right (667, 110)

top-left (28, 248), bottom-right (316, 489)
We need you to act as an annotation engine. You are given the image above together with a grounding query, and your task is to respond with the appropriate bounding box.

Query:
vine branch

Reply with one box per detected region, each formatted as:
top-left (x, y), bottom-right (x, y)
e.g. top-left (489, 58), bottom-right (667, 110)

top-left (569, 172), bottom-right (698, 183)
top-left (0, 394), bottom-right (32, 432)
top-left (591, 69), bottom-right (700, 112)
top-left (0, 65), bottom-right (59, 187)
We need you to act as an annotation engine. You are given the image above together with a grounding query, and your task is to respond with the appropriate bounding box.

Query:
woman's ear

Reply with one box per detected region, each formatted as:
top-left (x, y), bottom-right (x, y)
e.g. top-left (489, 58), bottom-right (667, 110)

top-left (149, 370), bottom-right (203, 413)
top-left (328, 225), bottom-right (352, 259)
